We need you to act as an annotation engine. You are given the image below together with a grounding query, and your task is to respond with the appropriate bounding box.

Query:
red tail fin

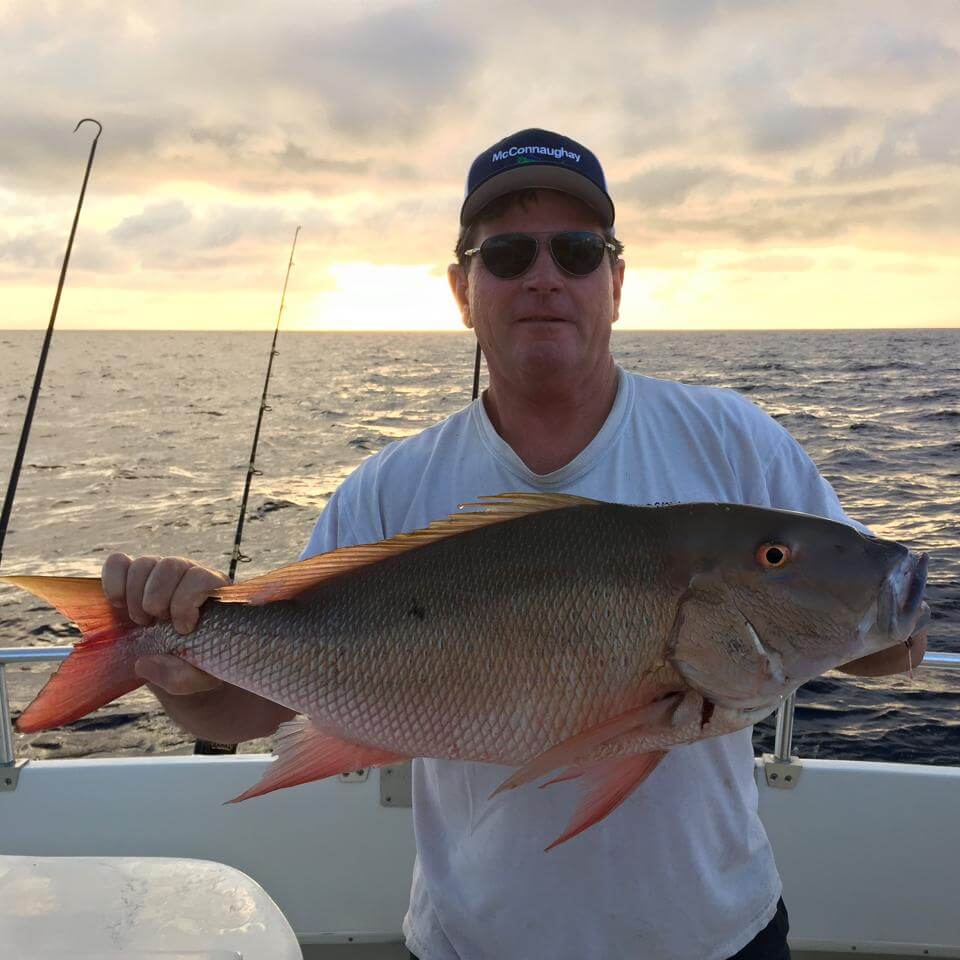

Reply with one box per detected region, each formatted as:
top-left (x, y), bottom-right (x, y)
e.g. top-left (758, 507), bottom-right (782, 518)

top-left (1, 576), bottom-right (146, 732)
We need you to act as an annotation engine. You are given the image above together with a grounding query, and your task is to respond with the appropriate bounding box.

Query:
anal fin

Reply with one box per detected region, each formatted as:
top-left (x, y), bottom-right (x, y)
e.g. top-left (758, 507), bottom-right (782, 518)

top-left (227, 718), bottom-right (408, 803)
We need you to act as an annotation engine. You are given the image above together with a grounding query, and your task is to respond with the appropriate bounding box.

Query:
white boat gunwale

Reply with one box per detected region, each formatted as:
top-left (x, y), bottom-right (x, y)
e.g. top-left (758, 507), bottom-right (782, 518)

top-left (2, 646), bottom-right (959, 957)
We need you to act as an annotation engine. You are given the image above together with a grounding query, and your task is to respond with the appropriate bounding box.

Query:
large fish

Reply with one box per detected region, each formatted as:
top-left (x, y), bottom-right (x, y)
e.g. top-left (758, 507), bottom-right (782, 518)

top-left (3, 493), bottom-right (929, 849)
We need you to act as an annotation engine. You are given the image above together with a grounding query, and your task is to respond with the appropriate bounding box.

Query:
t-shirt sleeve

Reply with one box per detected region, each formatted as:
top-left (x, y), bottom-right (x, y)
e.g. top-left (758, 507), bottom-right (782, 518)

top-left (298, 465), bottom-right (385, 559)
top-left (299, 489), bottom-right (357, 559)
top-left (763, 428), bottom-right (873, 535)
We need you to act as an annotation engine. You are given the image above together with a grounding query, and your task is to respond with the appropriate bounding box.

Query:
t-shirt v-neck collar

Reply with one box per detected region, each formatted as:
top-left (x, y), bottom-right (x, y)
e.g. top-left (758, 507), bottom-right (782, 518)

top-left (470, 365), bottom-right (633, 487)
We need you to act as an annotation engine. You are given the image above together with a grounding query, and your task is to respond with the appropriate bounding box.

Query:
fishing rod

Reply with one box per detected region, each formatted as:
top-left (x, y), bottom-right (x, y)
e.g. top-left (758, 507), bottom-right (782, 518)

top-left (194, 225), bottom-right (301, 756)
top-left (472, 342), bottom-right (482, 401)
top-left (0, 119), bottom-right (102, 569)
top-left (227, 225), bottom-right (301, 581)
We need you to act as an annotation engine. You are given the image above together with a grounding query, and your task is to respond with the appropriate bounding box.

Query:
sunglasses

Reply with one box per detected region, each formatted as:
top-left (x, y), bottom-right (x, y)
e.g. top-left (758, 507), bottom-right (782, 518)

top-left (462, 231), bottom-right (617, 279)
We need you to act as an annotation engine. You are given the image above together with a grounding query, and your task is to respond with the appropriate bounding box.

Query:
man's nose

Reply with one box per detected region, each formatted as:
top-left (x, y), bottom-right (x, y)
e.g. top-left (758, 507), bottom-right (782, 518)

top-left (521, 241), bottom-right (563, 292)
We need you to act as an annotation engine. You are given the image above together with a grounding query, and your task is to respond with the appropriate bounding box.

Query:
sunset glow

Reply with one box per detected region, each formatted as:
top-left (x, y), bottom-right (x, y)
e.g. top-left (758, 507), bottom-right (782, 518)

top-left (1, 2), bottom-right (958, 332)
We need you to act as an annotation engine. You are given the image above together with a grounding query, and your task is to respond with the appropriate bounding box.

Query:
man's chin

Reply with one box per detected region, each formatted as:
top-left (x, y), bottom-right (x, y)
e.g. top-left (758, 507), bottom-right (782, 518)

top-left (515, 345), bottom-right (581, 379)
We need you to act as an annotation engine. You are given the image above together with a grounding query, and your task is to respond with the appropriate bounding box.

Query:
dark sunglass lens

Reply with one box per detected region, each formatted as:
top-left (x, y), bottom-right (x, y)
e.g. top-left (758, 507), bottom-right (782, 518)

top-left (480, 234), bottom-right (538, 278)
top-left (550, 232), bottom-right (605, 275)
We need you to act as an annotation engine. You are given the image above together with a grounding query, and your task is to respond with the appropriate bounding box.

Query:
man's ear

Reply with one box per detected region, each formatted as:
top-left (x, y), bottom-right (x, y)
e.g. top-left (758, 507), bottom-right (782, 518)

top-left (611, 257), bottom-right (625, 325)
top-left (448, 262), bottom-right (472, 329)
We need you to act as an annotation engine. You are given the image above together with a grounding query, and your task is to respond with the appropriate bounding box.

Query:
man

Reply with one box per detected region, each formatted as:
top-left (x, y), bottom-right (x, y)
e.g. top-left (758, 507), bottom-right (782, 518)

top-left (104, 129), bottom-right (925, 959)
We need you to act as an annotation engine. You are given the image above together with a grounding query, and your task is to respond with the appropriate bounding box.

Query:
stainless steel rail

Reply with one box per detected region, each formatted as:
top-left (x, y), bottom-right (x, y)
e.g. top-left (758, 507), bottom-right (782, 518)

top-left (773, 693), bottom-right (797, 763)
top-left (0, 648), bottom-right (70, 666)
top-left (921, 652), bottom-right (960, 670)
top-left (1, 647), bottom-right (71, 767)
top-left (2, 646), bottom-right (959, 769)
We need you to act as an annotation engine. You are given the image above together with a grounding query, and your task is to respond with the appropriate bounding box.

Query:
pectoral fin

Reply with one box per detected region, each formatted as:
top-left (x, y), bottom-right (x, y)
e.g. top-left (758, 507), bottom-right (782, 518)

top-left (489, 692), bottom-right (688, 799)
top-left (545, 752), bottom-right (668, 851)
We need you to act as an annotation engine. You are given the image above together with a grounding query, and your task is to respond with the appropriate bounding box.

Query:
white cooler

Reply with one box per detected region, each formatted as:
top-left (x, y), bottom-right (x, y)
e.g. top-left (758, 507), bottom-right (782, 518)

top-left (0, 854), bottom-right (303, 959)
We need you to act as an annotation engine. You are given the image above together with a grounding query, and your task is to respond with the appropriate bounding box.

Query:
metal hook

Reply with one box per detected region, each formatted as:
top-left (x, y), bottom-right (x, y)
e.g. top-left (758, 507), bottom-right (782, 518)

top-left (74, 118), bottom-right (102, 141)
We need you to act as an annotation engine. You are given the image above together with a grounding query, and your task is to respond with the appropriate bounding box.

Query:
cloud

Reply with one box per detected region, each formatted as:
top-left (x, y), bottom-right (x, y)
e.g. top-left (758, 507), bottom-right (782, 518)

top-left (811, 96), bottom-right (960, 184)
top-left (748, 102), bottom-right (859, 153)
top-left (0, 231), bottom-right (66, 271)
top-left (1, 0), bottom-right (959, 305)
top-left (626, 182), bottom-right (955, 246)
top-left (614, 165), bottom-right (770, 209)
top-left (0, 3), bottom-right (478, 196)
top-left (271, 4), bottom-right (478, 141)
top-left (275, 143), bottom-right (371, 176)
top-left (616, 167), bottom-right (718, 208)
top-left (0, 228), bottom-right (128, 275)
top-left (109, 200), bottom-right (193, 243)
top-left (106, 202), bottom-right (337, 271)
top-left (718, 255), bottom-right (816, 272)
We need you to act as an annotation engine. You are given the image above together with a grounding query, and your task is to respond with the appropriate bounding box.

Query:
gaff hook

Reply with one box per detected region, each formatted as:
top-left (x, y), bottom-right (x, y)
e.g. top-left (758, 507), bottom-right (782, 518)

top-left (0, 119), bottom-right (103, 567)
top-left (74, 118), bottom-right (103, 141)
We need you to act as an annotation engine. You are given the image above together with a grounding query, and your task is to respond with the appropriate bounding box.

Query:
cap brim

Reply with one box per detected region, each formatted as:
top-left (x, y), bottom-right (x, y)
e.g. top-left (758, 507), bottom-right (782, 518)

top-left (460, 165), bottom-right (615, 229)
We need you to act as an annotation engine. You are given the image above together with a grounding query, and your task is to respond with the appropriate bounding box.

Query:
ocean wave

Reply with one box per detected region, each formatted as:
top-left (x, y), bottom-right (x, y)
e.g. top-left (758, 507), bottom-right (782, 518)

top-left (842, 361), bottom-right (915, 372)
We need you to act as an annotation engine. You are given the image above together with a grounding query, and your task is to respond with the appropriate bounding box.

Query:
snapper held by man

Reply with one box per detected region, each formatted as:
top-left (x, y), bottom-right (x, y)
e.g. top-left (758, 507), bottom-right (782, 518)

top-left (3, 493), bottom-right (928, 850)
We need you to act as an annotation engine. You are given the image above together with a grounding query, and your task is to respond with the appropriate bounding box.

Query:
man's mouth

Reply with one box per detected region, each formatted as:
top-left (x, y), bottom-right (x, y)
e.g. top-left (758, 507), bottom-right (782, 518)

top-left (516, 315), bottom-right (569, 323)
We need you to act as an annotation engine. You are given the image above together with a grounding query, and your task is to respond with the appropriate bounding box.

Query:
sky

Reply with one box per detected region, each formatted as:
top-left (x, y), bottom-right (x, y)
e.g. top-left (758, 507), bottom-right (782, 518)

top-left (1, 0), bottom-right (958, 332)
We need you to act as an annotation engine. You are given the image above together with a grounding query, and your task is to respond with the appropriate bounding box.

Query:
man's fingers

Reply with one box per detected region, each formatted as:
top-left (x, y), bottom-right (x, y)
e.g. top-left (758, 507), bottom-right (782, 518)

top-left (101, 553), bottom-right (132, 608)
top-left (101, 554), bottom-right (226, 632)
top-left (169, 565), bottom-right (228, 636)
top-left (125, 556), bottom-right (161, 625)
top-left (142, 557), bottom-right (192, 620)
top-left (135, 654), bottom-right (223, 696)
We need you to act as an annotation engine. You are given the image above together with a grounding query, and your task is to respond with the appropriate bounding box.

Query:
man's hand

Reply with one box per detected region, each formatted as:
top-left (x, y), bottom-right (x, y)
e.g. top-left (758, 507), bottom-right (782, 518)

top-left (101, 553), bottom-right (295, 742)
top-left (102, 552), bottom-right (228, 636)
top-left (837, 628), bottom-right (928, 677)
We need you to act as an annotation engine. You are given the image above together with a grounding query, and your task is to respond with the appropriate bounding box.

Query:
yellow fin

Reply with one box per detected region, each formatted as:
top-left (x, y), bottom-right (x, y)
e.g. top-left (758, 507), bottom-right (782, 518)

top-left (0, 575), bottom-right (128, 636)
top-left (214, 491), bottom-right (598, 605)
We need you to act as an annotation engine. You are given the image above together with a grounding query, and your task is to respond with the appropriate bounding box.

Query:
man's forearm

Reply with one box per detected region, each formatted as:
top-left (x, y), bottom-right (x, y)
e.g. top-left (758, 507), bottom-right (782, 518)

top-left (837, 631), bottom-right (927, 677)
top-left (150, 681), bottom-right (296, 743)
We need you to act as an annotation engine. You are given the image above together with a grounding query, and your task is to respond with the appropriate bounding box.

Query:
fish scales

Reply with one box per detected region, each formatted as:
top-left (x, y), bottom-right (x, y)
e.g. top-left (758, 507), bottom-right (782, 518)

top-left (160, 504), bottom-right (681, 763)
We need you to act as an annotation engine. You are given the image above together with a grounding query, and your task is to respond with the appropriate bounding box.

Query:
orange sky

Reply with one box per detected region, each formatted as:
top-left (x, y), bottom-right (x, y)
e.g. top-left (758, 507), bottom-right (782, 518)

top-left (2, 1), bottom-right (958, 332)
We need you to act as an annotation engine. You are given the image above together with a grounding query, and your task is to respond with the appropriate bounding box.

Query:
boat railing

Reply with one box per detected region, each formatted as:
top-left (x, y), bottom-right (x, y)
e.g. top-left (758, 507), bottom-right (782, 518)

top-left (0, 647), bottom-right (71, 773)
top-left (2, 646), bottom-right (959, 773)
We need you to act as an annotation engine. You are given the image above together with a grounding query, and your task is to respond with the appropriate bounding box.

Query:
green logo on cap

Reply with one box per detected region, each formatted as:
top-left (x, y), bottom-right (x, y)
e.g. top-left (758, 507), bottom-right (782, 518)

top-left (516, 156), bottom-right (536, 165)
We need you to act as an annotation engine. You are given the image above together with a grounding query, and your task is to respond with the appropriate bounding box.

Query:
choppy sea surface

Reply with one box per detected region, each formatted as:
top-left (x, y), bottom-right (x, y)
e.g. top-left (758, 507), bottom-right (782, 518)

top-left (1, 329), bottom-right (957, 764)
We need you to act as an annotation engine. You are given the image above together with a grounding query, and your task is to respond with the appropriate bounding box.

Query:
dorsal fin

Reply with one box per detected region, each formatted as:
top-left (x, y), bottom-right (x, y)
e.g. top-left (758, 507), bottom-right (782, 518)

top-left (213, 491), bottom-right (598, 606)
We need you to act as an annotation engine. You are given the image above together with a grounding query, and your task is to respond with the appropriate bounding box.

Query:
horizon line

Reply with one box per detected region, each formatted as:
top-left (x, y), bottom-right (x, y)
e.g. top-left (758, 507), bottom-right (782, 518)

top-left (2, 325), bottom-right (959, 334)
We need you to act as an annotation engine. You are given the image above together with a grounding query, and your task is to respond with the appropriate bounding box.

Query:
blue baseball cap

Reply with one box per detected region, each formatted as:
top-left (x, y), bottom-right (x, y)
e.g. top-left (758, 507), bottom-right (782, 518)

top-left (460, 128), bottom-right (615, 229)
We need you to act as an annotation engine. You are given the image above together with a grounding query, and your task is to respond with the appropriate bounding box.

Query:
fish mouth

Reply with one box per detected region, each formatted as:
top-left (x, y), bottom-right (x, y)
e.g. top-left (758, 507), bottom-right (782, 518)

top-left (878, 551), bottom-right (928, 642)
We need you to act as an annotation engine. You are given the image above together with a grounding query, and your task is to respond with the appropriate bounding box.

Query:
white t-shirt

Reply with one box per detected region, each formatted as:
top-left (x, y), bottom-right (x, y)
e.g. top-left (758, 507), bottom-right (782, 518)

top-left (301, 365), bottom-right (862, 960)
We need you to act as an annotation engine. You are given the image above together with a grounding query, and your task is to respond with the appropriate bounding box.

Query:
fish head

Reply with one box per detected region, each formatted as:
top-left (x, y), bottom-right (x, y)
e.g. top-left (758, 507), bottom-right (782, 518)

top-left (667, 504), bottom-right (928, 713)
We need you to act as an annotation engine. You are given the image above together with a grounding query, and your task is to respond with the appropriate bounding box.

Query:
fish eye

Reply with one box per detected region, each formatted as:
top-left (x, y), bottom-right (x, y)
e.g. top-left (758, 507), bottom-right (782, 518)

top-left (757, 543), bottom-right (791, 568)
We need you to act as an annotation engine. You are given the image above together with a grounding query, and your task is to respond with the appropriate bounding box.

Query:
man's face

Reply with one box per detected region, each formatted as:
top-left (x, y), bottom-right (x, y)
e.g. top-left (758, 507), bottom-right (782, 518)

top-left (449, 190), bottom-right (624, 392)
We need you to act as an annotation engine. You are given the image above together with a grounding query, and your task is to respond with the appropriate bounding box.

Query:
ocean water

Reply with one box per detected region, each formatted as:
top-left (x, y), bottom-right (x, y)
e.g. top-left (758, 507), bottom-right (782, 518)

top-left (0, 328), bottom-right (957, 764)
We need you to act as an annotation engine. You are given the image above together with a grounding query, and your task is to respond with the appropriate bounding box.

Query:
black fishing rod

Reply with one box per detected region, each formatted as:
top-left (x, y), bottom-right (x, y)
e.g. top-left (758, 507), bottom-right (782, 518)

top-left (227, 225), bottom-right (301, 581)
top-left (472, 341), bottom-right (482, 401)
top-left (194, 225), bottom-right (301, 756)
top-left (0, 119), bottom-right (102, 569)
